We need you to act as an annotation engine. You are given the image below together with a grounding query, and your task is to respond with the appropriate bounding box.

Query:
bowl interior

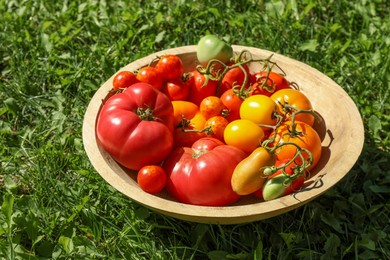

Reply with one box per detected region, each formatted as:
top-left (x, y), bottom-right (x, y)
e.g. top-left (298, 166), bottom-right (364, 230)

top-left (82, 45), bottom-right (364, 224)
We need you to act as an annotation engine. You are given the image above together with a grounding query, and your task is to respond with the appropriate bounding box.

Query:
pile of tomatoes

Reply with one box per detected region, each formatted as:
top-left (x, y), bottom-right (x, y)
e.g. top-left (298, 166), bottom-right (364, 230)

top-left (96, 38), bottom-right (323, 206)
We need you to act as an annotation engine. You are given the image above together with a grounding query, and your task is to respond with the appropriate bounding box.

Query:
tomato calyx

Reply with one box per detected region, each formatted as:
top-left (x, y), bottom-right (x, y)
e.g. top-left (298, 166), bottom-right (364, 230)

top-left (136, 107), bottom-right (155, 121)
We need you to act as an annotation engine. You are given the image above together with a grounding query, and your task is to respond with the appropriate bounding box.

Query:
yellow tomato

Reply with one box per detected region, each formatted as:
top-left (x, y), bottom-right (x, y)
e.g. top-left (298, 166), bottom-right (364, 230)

top-left (240, 94), bottom-right (277, 130)
top-left (224, 119), bottom-right (264, 154)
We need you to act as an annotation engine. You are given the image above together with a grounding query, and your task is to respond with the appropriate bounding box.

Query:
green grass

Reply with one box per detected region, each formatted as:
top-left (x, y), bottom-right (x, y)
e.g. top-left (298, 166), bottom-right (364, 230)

top-left (1, 0), bottom-right (389, 259)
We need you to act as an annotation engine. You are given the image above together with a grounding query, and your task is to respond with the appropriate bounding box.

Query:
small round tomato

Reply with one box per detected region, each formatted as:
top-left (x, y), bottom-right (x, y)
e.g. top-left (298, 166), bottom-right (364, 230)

top-left (270, 121), bottom-right (322, 170)
top-left (162, 78), bottom-right (190, 101)
top-left (250, 71), bottom-right (290, 96)
top-left (136, 66), bottom-right (164, 90)
top-left (224, 119), bottom-right (264, 154)
top-left (199, 96), bottom-right (226, 120)
top-left (240, 94), bottom-right (278, 130)
top-left (220, 64), bottom-right (250, 95)
top-left (173, 112), bottom-right (207, 148)
top-left (187, 70), bottom-right (218, 105)
top-left (204, 116), bottom-right (229, 141)
top-left (137, 165), bottom-right (167, 194)
top-left (155, 54), bottom-right (184, 81)
top-left (113, 71), bottom-right (138, 90)
top-left (171, 100), bottom-right (199, 127)
top-left (220, 89), bottom-right (245, 122)
top-left (271, 89), bottom-right (315, 126)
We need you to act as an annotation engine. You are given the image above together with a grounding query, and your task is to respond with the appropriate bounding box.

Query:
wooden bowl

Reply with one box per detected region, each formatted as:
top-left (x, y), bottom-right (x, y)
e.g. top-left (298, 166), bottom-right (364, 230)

top-left (82, 45), bottom-right (364, 224)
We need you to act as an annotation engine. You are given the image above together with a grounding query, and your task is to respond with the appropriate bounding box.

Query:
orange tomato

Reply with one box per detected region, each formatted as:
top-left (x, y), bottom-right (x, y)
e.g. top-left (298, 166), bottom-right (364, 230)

top-left (204, 116), bottom-right (229, 141)
top-left (199, 96), bottom-right (226, 120)
top-left (173, 112), bottom-right (207, 148)
top-left (171, 101), bottom-right (199, 127)
top-left (270, 89), bottom-right (315, 126)
top-left (270, 121), bottom-right (322, 171)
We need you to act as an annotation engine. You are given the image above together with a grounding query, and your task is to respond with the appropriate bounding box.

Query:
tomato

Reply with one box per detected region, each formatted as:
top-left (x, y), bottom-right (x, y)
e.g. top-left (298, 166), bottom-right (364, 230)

top-left (240, 94), bottom-right (278, 130)
top-left (220, 64), bottom-right (250, 95)
top-left (187, 70), bottom-right (218, 105)
top-left (250, 71), bottom-right (290, 96)
top-left (231, 147), bottom-right (276, 195)
top-left (204, 116), bottom-right (229, 141)
top-left (197, 34), bottom-right (233, 67)
top-left (137, 165), bottom-right (167, 194)
top-left (155, 54), bottom-right (184, 81)
top-left (162, 78), bottom-right (190, 101)
top-left (224, 119), bottom-right (264, 154)
top-left (112, 71), bottom-right (138, 90)
top-left (199, 96), bottom-right (226, 120)
top-left (171, 100), bottom-right (199, 127)
top-left (136, 66), bottom-right (164, 90)
top-left (271, 89), bottom-right (315, 126)
top-left (270, 121), bottom-right (322, 171)
top-left (261, 159), bottom-right (305, 201)
top-left (96, 83), bottom-right (174, 170)
top-left (163, 137), bottom-right (247, 206)
top-left (173, 112), bottom-right (207, 148)
top-left (220, 89), bottom-right (245, 122)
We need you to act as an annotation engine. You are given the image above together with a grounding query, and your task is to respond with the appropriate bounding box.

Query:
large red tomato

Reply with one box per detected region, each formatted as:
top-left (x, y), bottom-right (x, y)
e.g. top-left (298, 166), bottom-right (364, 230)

top-left (96, 83), bottom-right (174, 170)
top-left (163, 137), bottom-right (247, 206)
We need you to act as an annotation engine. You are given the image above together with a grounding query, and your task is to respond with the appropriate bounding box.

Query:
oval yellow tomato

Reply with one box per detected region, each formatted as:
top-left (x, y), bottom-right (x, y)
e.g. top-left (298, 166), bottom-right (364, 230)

top-left (224, 119), bottom-right (264, 154)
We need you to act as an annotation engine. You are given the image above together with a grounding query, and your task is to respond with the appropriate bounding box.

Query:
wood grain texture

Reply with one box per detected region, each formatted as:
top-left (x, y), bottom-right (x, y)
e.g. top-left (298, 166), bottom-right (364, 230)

top-left (82, 45), bottom-right (364, 224)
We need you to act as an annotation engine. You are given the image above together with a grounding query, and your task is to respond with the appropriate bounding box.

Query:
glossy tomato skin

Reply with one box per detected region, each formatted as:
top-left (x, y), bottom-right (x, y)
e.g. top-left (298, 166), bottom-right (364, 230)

top-left (162, 78), bottom-right (190, 101)
top-left (220, 89), bottom-right (245, 122)
top-left (113, 71), bottom-right (138, 90)
top-left (187, 70), bottom-right (218, 105)
top-left (220, 64), bottom-right (250, 95)
top-left (171, 100), bottom-right (199, 127)
top-left (204, 116), bottom-right (229, 141)
top-left (224, 119), bottom-right (264, 154)
top-left (250, 71), bottom-right (290, 96)
top-left (136, 66), bottom-right (164, 90)
top-left (270, 121), bottom-right (322, 171)
top-left (137, 165), bottom-right (167, 194)
top-left (173, 112), bottom-right (206, 148)
top-left (96, 83), bottom-right (174, 170)
top-left (155, 54), bottom-right (184, 81)
top-left (199, 96), bottom-right (226, 120)
top-left (163, 137), bottom-right (246, 206)
top-left (271, 89), bottom-right (315, 126)
top-left (240, 94), bottom-right (277, 130)
top-left (197, 34), bottom-right (233, 67)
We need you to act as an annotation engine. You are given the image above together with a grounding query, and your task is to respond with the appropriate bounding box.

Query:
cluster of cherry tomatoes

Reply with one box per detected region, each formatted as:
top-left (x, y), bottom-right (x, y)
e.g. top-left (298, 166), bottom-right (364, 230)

top-left (104, 51), bottom-right (323, 204)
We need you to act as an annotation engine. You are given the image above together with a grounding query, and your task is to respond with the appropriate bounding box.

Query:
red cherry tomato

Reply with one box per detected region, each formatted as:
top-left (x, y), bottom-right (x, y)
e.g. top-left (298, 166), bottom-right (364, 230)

top-left (112, 71), bottom-right (138, 90)
top-left (250, 71), bottom-right (290, 96)
top-left (187, 70), bottom-right (218, 105)
top-left (136, 66), bottom-right (164, 90)
top-left (220, 89), bottom-right (245, 122)
top-left (137, 165), bottom-right (167, 194)
top-left (220, 64), bottom-right (250, 95)
top-left (155, 54), bottom-right (184, 81)
top-left (162, 78), bottom-right (190, 101)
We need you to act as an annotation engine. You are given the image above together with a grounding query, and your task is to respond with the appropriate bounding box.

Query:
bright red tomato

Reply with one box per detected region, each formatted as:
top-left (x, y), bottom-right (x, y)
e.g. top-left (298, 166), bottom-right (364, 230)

top-left (187, 70), bottom-right (218, 105)
top-left (96, 83), bottom-right (174, 170)
top-left (163, 137), bottom-right (247, 206)
top-left (219, 89), bottom-right (245, 122)
top-left (220, 64), bottom-right (250, 95)
top-left (155, 54), bottom-right (184, 81)
top-left (137, 165), bottom-right (167, 194)
top-left (136, 66), bottom-right (164, 90)
top-left (112, 71), bottom-right (138, 90)
top-left (250, 71), bottom-right (290, 96)
top-left (161, 78), bottom-right (190, 101)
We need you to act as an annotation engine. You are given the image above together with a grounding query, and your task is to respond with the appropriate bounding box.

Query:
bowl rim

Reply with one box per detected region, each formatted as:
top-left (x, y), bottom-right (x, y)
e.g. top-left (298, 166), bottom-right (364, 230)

top-left (82, 45), bottom-right (365, 224)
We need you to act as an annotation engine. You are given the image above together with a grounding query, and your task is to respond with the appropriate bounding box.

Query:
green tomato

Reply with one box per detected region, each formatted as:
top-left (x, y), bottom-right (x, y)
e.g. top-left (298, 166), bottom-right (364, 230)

top-left (196, 35), bottom-right (233, 67)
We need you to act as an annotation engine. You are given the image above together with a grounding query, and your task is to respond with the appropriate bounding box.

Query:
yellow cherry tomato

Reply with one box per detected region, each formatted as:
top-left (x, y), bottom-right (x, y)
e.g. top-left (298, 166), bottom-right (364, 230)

top-left (224, 119), bottom-right (264, 154)
top-left (239, 94), bottom-right (278, 130)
